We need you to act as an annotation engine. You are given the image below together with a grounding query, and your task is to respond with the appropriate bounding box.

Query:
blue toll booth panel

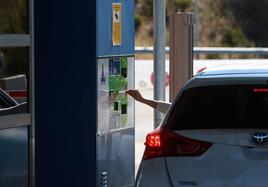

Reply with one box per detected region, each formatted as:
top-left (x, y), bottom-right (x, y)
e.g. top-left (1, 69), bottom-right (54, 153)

top-left (97, 0), bottom-right (135, 57)
top-left (97, 56), bottom-right (135, 186)
top-left (97, 0), bottom-right (135, 186)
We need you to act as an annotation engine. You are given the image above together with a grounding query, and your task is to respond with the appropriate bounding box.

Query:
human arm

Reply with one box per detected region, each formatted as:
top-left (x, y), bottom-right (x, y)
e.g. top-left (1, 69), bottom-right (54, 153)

top-left (126, 89), bottom-right (158, 109)
top-left (156, 101), bottom-right (171, 113)
top-left (126, 89), bottom-right (171, 113)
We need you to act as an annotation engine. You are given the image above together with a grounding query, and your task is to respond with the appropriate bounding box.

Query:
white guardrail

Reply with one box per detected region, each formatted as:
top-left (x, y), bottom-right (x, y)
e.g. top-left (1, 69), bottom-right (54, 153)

top-left (135, 47), bottom-right (268, 55)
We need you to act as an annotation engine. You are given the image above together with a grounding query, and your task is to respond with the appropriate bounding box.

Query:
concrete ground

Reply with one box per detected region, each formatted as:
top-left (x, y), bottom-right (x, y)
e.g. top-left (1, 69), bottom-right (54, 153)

top-left (134, 58), bottom-right (268, 175)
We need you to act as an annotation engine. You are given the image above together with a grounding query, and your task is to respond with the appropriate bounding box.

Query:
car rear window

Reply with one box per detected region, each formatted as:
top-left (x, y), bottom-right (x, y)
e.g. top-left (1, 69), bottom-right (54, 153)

top-left (166, 85), bottom-right (268, 130)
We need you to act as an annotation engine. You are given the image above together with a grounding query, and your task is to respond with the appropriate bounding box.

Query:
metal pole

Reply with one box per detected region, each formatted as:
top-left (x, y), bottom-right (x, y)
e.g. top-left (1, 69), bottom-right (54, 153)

top-left (194, 0), bottom-right (199, 47)
top-left (194, 0), bottom-right (200, 59)
top-left (153, 0), bottom-right (166, 128)
top-left (29, 0), bottom-right (35, 185)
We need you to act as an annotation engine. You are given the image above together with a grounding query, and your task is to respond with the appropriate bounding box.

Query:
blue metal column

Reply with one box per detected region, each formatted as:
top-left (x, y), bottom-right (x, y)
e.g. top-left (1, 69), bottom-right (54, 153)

top-left (35, 1), bottom-right (96, 186)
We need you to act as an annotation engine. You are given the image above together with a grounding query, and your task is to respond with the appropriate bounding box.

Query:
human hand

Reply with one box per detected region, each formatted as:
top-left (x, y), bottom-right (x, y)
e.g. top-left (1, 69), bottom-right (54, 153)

top-left (126, 89), bottom-right (144, 102)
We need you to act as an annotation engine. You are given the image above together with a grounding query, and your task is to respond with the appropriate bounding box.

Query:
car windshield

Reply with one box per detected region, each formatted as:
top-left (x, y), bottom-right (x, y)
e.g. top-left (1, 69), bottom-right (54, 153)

top-left (166, 85), bottom-right (268, 130)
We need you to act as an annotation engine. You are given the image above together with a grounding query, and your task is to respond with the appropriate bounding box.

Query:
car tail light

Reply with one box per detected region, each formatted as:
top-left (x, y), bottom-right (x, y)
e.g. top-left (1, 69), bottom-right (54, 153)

top-left (144, 128), bottom-right (212, 160)
top-left (253, 88), bottom-right (268, 92)
top-left (8, 90), bottom-right (28, 98)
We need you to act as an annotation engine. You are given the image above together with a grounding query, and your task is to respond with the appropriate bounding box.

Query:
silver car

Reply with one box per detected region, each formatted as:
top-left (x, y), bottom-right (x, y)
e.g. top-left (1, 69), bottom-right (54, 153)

top-left (136, 67), bottom-right (268, 187)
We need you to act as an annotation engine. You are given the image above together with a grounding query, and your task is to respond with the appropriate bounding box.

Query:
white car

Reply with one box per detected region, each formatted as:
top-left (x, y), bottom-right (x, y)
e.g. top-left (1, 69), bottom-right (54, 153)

top-left (136, 66), bottom-right (268, 187)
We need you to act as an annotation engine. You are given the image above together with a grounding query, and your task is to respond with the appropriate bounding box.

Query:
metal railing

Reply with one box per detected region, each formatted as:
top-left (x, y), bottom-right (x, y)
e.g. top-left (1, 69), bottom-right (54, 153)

top-left (135, 46), bottom-right (268, 56)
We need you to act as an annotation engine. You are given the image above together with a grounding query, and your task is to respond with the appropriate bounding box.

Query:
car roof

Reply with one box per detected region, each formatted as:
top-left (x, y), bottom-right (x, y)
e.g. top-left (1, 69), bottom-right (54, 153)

top-left (197, 63), bottom-right (268, 77)
top-left (184, 64), bottom-right (268, 89)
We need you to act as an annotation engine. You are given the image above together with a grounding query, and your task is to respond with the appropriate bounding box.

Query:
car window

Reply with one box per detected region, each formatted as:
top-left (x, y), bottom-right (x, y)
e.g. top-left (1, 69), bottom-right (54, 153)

top-left (0, 99), bottom-right (11, 108)
top-left (166, 85), bottom-right (268, 130)
top-left (0, 89), bottom-right (18, 108)
top-left (0, 93), bottom-right (13, 108)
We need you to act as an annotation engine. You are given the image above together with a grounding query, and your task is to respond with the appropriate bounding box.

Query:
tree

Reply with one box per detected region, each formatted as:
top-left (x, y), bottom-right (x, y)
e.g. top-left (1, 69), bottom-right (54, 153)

top-left (228, 0), bottom-right (268, 47)
top-left (0, 0), bottom-right (29, 77)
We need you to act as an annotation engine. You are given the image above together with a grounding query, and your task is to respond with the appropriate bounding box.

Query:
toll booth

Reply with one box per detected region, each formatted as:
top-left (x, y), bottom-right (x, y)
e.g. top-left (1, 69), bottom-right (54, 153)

top-left (1, 0), bottom-right (134, 186)
top-left (96, 0), bottom-right (135, 186)
top-left (34, 0), bottom-right (135, 186)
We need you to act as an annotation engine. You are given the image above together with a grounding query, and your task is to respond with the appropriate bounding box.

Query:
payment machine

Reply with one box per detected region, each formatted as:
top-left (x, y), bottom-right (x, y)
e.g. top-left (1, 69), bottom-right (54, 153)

top-left (96, 0), bottom-right (135, 186)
